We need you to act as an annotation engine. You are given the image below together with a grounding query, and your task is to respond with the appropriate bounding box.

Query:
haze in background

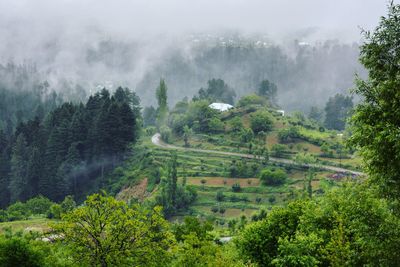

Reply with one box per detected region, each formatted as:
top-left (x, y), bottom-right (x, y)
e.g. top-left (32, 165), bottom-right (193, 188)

top-left (0, 0), bottom-right (393, 111)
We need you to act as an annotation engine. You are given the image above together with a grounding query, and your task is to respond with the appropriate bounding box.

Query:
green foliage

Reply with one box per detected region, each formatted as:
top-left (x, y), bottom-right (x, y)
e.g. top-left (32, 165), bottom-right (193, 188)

top-left (236, 182), bottom-right (400, 266)
top-left (259, 167), bottom-right (288, 186)
top-left (294, 152), bottom-right (317, 164)
top-left (236, 201), bottom-right (304, 266)
top-left (208, 117), bottom-right (225, 133)
top-left (257, 80), bottom-right (278, 104)
top-left (160, 126), bottom-right (172, 143)
top-left (6, 202), bottom-right (31, 221)
top-left (47, 204), bottom-right (62, 219)
top-left (250, 110), bottom-right (274, 134)
top-left (237, 94), bottom-right (267, 107)
top-left (56, 193), bottom-right (175, 267)
top-left (186, 100), bottom-right (219, 133)
top-left (196, 78), bottom-right (236, 105)
top-left (173, 232), bottom-right (218, 266)
top-left (216, 191), bottom-right (225, 202)
top-left (349, 3), bottom-right (400, 201)
top-left (173, 216), bottom-right (213, 243)
top-left (271, 144), bottom-right (287, 157)
top-left (324, 93), bottom-right (353, 130)
top-left (155, 153), bottom-right (197, 218)
top-left (229, 117), bottom-right (244, 133)
top-left (182, 125), bottom-right (192, 147)
top-left (308, 106), bottom-right (323, 124)
top-left (143, 106), bottom-right (157, 127)
top-left (277, 126), bottom-right (300, 143)
top-left (0, 236), bottom-right (45, 267)
top-left (1, 87), bottom-right (141, 205)
top-left (156, 79), bottom-right (168, 128)
top-left (239, 128), bottom-right (254, 143)
top-left (232, 183), bottom-right (241, 192)
top-left (60, 195), bottom-right (76, 214)
top-left (272, 233), bottom-right (322, 267)
top-left (25, 196), bottom-right (53, 215)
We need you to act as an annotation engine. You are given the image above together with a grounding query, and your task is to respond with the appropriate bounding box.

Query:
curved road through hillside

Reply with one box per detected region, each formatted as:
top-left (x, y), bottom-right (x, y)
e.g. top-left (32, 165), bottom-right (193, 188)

top-left (151, 133), bottom-right (364, 176)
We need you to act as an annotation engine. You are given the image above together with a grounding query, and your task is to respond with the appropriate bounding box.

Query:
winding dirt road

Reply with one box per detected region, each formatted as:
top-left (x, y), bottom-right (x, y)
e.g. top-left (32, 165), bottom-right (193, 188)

top-left (151, 133), bottom-right (364, 176)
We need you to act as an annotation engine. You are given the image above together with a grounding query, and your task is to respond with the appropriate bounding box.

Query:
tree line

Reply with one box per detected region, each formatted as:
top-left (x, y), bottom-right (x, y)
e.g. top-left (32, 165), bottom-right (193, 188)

top-left (0, 87), bottom-right (141, 207)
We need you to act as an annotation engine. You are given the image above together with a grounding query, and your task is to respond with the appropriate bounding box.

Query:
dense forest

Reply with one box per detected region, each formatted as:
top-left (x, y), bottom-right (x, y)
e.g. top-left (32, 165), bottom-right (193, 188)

top-left (0, 86), bottom-right (140, 207)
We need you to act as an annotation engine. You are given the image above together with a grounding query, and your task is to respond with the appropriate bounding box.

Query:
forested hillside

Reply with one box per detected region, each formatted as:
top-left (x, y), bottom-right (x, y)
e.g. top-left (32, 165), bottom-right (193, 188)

top-left (0, 87), bottom-right (140, 207)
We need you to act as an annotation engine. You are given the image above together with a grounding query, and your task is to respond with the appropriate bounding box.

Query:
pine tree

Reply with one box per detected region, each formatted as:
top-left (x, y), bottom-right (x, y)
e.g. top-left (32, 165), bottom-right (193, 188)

top-left (63, 143), bottom-right (81, 196)
top-left (26, 146), bottom-right (43, 198)
top-left (0, 130), bottom-right (10, 207)
top-left (118, 102), bottom-right (137, 149)
top-left (9, 134), bottom-right (29, 202)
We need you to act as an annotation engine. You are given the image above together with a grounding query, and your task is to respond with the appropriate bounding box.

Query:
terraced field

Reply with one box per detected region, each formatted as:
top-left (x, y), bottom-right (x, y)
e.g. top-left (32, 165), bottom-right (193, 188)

top-left (148, 141), bottom-right (342, 221)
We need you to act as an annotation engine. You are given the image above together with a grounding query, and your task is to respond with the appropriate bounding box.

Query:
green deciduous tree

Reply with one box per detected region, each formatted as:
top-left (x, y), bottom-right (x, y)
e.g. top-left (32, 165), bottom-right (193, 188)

top-left (349, 3), bottom-right (400, 201)
top-left (0, 236), bottom-right (45, 267)
top-left (250, 110), bottom-right (274, 134)
top-left (259, 167), bottom-right (288, 186)
top-left (56, 193), bottom-right (175, 267)
top-left (156, 79), bottom-right (168, 128)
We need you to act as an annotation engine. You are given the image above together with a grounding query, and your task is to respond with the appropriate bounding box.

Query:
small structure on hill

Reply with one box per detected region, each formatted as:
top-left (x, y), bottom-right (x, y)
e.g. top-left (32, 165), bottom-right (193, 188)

top-left (277, 110), bottom-right (285, 116)
top-left (209, 102), bottom-right (234, 112)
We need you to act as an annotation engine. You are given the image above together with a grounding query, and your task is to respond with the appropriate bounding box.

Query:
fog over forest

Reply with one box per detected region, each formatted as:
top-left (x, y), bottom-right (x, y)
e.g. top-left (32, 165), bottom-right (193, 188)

top-left (0, 0), bottom-right (391, 111)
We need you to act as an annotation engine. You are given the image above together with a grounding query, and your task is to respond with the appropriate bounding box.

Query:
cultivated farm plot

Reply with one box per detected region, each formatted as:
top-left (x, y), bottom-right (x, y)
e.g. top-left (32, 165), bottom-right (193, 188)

top-left (195, 206), bottom-right (258, 219)
top-left (187, 177), bottom-right (260, 187)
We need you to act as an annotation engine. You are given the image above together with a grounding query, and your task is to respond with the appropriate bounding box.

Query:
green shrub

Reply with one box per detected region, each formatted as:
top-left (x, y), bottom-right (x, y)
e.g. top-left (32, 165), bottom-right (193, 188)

top-left (277, 126), bottom-right (300, 143)
top-left (232, 183), bottom-right (241, 192)
top-left (25, 196), bottom-right (53, 215)
top-left (250, 110), bottom-right (274, 134)
top-left (268, 196), bottom-right (276, 203)
top-left (47, 204), bottom-right (62, 219)
top-left (259, 168), bottom-right (288, 186)
top-left (216, 191), bottom-right (225, 202)
top-left (237, 94), bottom-right (267, 107)
top-left (271, 144), bottom-right (287, 157)
top-left (0, 237), bottom-right (45, 267)
top-left (208, 117), bottom-right (225, 133)
top-left (160, 126), bottom-right (172, 143)
top-left (6, 202), bottom-right (30, 221)
top-left (60, 195), bottom-right (76, 214)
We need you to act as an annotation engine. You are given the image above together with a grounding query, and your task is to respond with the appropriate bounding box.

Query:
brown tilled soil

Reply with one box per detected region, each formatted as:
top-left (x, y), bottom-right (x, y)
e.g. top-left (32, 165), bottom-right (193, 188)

top-left (116, 178), bottom-right (150, 202)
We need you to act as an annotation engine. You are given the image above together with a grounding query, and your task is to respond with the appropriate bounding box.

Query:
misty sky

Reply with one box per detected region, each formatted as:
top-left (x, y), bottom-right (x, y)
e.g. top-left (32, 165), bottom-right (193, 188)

top-left (0, 0), bottom-right (393, 41)
top-left (0, 0), bottom-right (394, 110)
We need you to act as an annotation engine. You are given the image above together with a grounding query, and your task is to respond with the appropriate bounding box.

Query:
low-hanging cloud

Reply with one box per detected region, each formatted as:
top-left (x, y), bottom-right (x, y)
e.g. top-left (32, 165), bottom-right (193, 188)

top-left (0, 0), bottom-right (394, 110)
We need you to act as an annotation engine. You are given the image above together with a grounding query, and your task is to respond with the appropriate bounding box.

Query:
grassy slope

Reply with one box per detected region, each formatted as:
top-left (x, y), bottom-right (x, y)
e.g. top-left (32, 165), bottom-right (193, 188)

top-left (0, 217), bottom-right (53, 234)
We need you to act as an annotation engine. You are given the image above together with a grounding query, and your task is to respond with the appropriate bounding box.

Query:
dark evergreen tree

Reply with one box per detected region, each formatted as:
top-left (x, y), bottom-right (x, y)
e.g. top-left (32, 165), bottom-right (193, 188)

top-left (197, 78), bottom-right (236, 105)
top-left (258, 79), bottom-right (278, 104)
top-left (0, 130), bottom-right (10, 207)
top-left (9, 134), bottom-right (29, 202)
top-left (26, 147), bottom-right (43, 199)
top-left (324, 94), bottom-right (353, 130)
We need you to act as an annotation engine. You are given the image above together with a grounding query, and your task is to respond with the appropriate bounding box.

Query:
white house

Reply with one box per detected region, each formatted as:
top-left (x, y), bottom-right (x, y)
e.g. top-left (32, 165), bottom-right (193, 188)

top-left (209, 102), bottom-right (234, 112)
top-left (277, 110), bottom-right (285, 116)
